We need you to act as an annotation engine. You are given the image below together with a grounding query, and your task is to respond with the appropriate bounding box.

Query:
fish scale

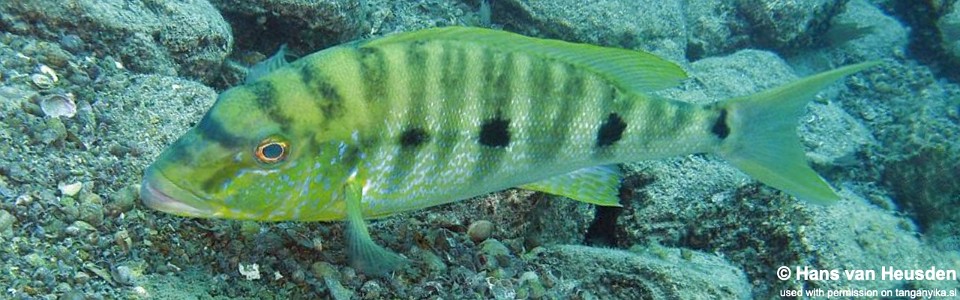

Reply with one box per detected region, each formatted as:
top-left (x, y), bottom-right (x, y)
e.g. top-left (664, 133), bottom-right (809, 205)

top-left (353, 38), bottom-right (709, 215)
top-left (139, 26), bottom-right (879, 274)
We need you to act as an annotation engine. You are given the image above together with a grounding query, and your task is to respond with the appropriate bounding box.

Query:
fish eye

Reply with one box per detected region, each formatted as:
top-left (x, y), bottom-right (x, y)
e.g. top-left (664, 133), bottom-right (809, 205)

top-left (255, 140), bottom-right (288, 164)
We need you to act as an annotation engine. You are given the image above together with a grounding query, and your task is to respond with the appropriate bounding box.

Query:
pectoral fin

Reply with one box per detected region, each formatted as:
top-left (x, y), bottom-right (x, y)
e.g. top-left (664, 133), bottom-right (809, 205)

top-left (519, 165), bottom-right (623, 207)
top-left (343, 181), bottom-right (405, 275)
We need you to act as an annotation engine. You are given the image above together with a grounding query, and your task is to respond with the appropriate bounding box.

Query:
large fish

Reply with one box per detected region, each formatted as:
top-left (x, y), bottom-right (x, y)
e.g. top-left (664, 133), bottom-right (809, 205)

top-left (140, 27), bottom-right (877, 274)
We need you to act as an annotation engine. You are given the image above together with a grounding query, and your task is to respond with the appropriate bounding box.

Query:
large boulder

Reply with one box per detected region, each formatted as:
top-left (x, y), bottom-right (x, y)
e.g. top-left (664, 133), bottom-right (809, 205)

top-left (0, 0), bottom-right (232, 83)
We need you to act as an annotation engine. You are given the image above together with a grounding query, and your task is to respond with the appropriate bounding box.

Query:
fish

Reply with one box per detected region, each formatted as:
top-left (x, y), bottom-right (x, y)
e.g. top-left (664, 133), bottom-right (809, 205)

top-left (139, 26), bottom-right (879, 274)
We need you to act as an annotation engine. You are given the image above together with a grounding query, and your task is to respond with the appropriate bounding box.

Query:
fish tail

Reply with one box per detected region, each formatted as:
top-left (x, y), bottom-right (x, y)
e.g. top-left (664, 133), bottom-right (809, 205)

top-left (714, 62), bottom-right (879, 204)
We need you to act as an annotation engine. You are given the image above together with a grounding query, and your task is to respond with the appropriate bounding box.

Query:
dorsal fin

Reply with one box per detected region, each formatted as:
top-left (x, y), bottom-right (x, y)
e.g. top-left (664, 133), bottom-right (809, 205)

top-left (245, 44), bottom-right (290, 84)
top-left (519, 165), bottom-right (623, 207)
top-left (361, 27), bottom-right (687, 93)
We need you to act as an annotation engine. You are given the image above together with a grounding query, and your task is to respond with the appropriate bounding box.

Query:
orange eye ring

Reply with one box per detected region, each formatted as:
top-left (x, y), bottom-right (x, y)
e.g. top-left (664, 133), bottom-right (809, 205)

top-left (255, 140), bottom-right (288, 163)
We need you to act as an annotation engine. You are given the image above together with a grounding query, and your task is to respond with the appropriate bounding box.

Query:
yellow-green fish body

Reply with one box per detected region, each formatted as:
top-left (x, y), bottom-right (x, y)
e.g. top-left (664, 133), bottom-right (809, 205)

top-left (140, 27), bottom-right (877, 273)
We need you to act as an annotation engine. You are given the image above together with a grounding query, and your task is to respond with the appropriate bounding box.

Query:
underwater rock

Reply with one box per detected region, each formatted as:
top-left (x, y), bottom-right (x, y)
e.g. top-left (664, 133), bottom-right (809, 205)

top-left (517, 271), bottom-right (547, 299)
top-left (683, 1), bottom-right (750, 60)
top-left (467, 220), bottom-right (494, 243)
top-left (939, 3), bottom-right (960, 62)
top-left (794, 191), bottom-right (960, 293)
top-left (480, 239), bottom-right (512, 271)
top-left (525, 245), bottom-right (751, 299)
top-left (801, 102), bottom-right (875, 168)
top-left (789, 0), bottom-right (907, 69)
top-left (677, 50), bottom-right (799, 99)
top-left (104, 74), bottom-right (217, 160)
top-left (209, 0), bottom-right (368, 59)
top-left (0, 0), bottom-right (232, 82)
top-left (831, 0), bottom-right (907, 60)
top-left (113, 265), bottom-right (139, 286)
top-left (494, 0), bottom-right (688, 61)
top-left (735, 0), bottom-right (848, 51)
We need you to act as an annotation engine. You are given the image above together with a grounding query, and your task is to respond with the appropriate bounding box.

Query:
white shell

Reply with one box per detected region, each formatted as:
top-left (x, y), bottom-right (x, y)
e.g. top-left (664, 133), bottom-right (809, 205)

top-left (40, 93), bottom-right (77, 118)
top-left (37, 64), bottom-right (59, 83)
top-left (30, 64), bottom-right (59, 90)
top-left (31, 74), bottom-right (55, 90)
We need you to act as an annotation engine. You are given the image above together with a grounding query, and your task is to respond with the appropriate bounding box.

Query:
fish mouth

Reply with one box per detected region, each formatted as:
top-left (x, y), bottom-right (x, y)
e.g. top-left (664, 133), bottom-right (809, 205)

top-left (140, 168), bottom-right (216, 218)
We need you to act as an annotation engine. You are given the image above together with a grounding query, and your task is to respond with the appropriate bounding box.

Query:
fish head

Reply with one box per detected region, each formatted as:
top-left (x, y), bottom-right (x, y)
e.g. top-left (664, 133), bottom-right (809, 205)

top-left (140, 84), bottom-right (353, 222)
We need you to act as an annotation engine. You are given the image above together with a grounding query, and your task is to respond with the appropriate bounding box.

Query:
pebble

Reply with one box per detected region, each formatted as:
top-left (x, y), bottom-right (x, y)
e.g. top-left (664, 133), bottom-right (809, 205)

top-left (59, 182), bottom-right (82, 197)
top-left (467, 220), bottom-right (494, 243)
top-left (60, 34), bottom-right (84, 52)
top-left (72, 271), bottom-right (91, 284)
top-left (519, 271), bottom-right (547, 299)
top-left (64, 221), bottom-right (94, 236)
top-left (80, 191), bottom-right (104, 205)
top-left (38, 117), bottom-right (68, 144)
top-left (107, 184), bottom-right (138, 214)
top-left (421, 250), bottom-right (447, 273)
top-left (59, 197), bottom-right (80, 221)
top-left (239, 221), bottom-right (261, 240)
top-left (115, 229), bottom-right (132, 252)
top-left (360, 280), bottom-right (384, 299)
top-left (113, 265), bottom-right (137, 286)
top-left (480, 239), bottom-right (510, 257)
top-left (78, 202), bottom-right (104, 227)
top-left (0, 210), bottom-right (16, 236)
top-left (312, 262), bottom-right (355, 300)
top-left (25, 252), bottom-right (44, 268)
top-left (60, 290), bottom-right (85, 300)
top-left (479, 239), bottom-right (512, 271)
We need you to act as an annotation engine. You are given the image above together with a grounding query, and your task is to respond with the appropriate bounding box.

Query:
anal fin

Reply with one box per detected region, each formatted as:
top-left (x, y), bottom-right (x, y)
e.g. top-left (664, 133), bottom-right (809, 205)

top-left (519, 165), bottom-right (623, 206)
top-left (343, 181), bottom-right (405, 275)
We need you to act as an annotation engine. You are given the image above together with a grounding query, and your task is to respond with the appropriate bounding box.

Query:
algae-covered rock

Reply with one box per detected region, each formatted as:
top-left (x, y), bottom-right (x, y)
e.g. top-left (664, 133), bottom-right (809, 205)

top-left (789, 0), bottom-right (908, 71)
top-left (829, 0), bottom-right (908, 60)
top-left (683, 0), bottom-right (751, 60)
top-left (735, 0), bottom-right (848, 51)
top-left (209, 0), bottom-right (368, 56)
top-left (525, 245), bottom-right (751, 299)
top-left (939, 2), bottom-right (960, 62)
top-left (0, 0), bottom-right (232, 82)
top-left (493, 0), bottom-right (688, 61)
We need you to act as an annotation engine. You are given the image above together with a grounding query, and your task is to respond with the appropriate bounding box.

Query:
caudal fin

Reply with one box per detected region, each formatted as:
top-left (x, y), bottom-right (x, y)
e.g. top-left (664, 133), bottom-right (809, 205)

top-left (716, 62), bottom-right (880, 204)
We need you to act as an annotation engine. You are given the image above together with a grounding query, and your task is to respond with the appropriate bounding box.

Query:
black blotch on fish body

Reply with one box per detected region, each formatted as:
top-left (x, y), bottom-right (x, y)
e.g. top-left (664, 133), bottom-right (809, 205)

top-left (479, 116), bottom-right (511, 148)
top-left (399, 127), bottom-right (429, 148)
top-left (712, 109), bottom-right (730, 139)
top-left (596, 113), bottom-right (627, 147)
